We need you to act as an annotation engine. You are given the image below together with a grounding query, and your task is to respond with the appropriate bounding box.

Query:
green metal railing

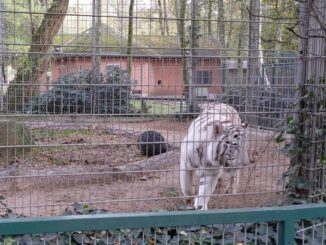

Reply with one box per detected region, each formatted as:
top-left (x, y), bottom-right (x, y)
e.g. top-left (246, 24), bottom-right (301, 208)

top-left (0, 204), bottom-right (325, 245)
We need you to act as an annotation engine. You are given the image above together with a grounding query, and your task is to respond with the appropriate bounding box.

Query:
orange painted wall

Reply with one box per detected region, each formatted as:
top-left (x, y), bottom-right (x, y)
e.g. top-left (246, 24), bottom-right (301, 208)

top-left (47, 56), bottom-right (221, 97)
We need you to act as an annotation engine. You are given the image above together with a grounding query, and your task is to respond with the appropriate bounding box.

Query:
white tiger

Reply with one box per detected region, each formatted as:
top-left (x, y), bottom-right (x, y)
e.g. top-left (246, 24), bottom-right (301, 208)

top-left (180, 103), bottom-right (256, 210)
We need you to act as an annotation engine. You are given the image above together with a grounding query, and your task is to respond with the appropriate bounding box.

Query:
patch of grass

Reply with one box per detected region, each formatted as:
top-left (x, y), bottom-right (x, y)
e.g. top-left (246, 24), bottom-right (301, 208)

top-left (32, 128), bottom-right (93, 141)
top-left (130, 99), bottom-right (185, 115)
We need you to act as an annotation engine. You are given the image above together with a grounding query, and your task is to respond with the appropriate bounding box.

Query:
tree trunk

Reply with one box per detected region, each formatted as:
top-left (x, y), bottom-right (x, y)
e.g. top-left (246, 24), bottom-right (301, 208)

top-left (246, 0), bottom-right (260, 123)
top-left (127, 0), bottom-right (135, 77)
top-left (226, 21), bottom-right (233, 49)
top-left (174, 1), bottom-right (180, 39)
top-left (188, 0), bottom-right (200, 111)
top-left (236, 1), bottom-right (248, 85)
top-left (0, 0), bottom-right (4, 111)
top-left (259, 7), bottom-right (271, 87)
top-left (5, 0), bottom-right (69, 112)
top-left (92, 0), bottom-right (101, 114)
top-left (274, 0), bottom-right (285, 52)
top-left (20, 0), bottom-right (69, 82)
top-left (179, 0), bottom-right (188, 101)
top-left (157, 0), bottom-right (165, 36)
top-left (163, 0), bottom-right (169, 35)
top-left (28, 0), bottom-right (35, 39)
top-left (290, 0), bottom-right (326, 202)
top-left (217, 0), bottom-right (225, 56)
top-left (247, 0), bottom-right (260, 85)
top-left (207, 0), bottom-right (214, 35)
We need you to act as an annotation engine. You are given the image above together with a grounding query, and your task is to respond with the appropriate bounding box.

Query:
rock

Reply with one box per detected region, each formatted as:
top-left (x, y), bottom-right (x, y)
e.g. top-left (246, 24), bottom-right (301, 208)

top-left (137, 130), bottom-right (167, 157)
top-left (0, 120), bottom-right (33, 164)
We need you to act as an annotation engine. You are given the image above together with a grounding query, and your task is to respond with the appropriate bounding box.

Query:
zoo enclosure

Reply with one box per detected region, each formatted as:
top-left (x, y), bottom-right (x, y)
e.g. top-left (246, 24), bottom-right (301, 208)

top-left (0, 0), bottom-right (324, 234)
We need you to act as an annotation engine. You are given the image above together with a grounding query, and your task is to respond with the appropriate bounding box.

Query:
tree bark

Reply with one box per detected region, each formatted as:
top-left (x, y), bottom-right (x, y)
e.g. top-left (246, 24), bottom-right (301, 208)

top-left (290, 0), bottom-right (326, 202)
top-left (157, 0), bottom-right (165, 36)
top-left (174, 1), bottom-right (180, 37)
top-left (0, 0), bottom-right (4, 111)
top-left (163, 0), bottom-right (169, 35)
top-left (217, 0), bottom-right (225, 56)
top-left (188, 0), bottom-right (200, 111)
top-left (274, 0), bottom-right (285, 52)
top-left (207, 0), bottom-right (214, 35)
top-left (92, 0), bottom-right (101, 114)
top-left (236, 1), bottom-right (248, 85)
top-left (246, 0), bottom-right (261, 124)
top-left (127, 0), bottom-right (135, 77)
top-left (179, 0), bottom-right (189, 100)
top-left (247, 0), bottom-right (260, 85)
top-left (20, 0), bottom-right (69, 82)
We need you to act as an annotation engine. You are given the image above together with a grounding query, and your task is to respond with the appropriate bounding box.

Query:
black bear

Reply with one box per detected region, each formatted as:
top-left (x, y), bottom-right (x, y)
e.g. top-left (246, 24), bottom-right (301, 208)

top-left (138, 131), bottom-right (167, 157)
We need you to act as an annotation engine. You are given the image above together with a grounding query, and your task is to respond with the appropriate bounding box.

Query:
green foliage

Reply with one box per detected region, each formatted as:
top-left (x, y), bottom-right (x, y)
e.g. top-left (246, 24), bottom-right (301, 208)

top-left (25, 65), bottom-right (139, 115)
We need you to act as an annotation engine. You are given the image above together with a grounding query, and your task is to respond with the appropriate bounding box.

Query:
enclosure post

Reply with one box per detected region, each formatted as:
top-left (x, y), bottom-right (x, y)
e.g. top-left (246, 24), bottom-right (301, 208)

top-left (278, 219), bottom-right (295, 245)
top-left (272, 62), bottom-right (275, 85)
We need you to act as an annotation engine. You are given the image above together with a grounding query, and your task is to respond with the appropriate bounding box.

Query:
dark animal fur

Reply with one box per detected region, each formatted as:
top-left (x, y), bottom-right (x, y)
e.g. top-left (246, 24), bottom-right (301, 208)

top-left (138, 131), bottom-right (167, 157)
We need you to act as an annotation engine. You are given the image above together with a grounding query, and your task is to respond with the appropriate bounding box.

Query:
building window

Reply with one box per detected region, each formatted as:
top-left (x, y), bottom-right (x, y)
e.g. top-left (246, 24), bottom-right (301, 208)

top-left (195, 70), bottom-right (212, 85)
top-left (157, 80), bottom-right (162, 85)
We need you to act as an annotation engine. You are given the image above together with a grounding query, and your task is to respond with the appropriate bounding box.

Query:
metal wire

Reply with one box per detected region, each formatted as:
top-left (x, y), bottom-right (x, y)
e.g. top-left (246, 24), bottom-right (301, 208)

top-left (0, 0), bottom-right (324, 218)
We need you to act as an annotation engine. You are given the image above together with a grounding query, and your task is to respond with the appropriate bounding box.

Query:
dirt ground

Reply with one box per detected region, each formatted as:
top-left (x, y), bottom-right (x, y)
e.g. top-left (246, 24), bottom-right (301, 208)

top-left (0, 117), bottom-right (289, 217)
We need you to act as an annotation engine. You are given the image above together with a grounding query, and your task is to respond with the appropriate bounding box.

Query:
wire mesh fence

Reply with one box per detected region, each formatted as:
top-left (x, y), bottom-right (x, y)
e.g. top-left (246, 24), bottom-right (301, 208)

top-left (1, 204), bottom-right (326, 245)
top-left (0, 0), bottom-right (325, 219)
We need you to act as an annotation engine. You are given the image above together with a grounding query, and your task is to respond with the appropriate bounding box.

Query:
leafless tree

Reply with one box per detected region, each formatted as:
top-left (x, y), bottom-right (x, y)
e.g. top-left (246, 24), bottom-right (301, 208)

top-left (127, 0), bottom-right (135, 77)
top-left (5, 0), bottom-right (70, 112)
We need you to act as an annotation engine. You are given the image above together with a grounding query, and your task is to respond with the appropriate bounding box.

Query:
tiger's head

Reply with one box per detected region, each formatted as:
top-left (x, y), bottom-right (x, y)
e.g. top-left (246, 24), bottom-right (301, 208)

top-left (206, 122), bottom-right (256, 168)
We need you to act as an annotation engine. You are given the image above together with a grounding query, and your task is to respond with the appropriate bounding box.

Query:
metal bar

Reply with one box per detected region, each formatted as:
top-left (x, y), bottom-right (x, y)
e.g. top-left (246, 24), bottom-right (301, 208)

top-left (0, 204), bottom-right (325, 236)
top-left (278, 219), bottom-right (295, 245)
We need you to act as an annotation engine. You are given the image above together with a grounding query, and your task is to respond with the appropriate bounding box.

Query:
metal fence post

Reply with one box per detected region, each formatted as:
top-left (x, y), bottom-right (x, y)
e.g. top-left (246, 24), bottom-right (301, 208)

top-left (278, 219), bottom-right (295, 245)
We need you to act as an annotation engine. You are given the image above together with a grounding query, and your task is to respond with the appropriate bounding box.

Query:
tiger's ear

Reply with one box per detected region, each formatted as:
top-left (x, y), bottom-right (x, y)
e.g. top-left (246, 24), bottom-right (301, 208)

top-left (241, 122), bottom-right (248, 128)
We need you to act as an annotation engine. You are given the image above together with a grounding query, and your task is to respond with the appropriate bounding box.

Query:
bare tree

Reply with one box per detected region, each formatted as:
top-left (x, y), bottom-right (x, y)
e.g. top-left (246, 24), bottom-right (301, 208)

top-left (92, 0), bottom-right (101, 113)
top-left (217, 0), bottom-right (226, 55)
top-left (179, 0), bottom-right (188, 100)
top-left (247, 0), bottom-right (260, 85)
top-left (157, 0), bottom-right (165, 35)
top-left (207, 0), bottom-right (214, 35)
top-left (274, 0), bottom-right (286, 52)
top-left (174, 1), bottom-right (181, 37)
top-left (5, 0), bottom-right (69, 112)
top-left (19, 0), bottom-right (69, 83)
top-left (236, 0), bottom-right (248, 85)
top-left (188, 0), bottom-right (201, 111)
top-left (127, 0), bottom-right (135, 77)
top-left (163, 0), bottom-right (169, 35)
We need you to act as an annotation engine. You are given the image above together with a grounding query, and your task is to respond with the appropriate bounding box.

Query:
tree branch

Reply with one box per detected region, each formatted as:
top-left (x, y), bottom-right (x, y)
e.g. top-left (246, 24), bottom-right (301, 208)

top-left (286, 26), bottom-right (326, 39)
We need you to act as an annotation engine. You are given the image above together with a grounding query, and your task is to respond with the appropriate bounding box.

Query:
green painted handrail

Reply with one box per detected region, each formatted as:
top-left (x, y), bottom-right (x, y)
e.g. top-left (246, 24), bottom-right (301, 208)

top-left (0, 204), bottom-right (325, 245)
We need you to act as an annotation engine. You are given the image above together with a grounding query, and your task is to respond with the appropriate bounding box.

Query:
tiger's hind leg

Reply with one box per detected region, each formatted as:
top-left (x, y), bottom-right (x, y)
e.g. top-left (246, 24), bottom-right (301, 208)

top-left (194, 174), bottom-right (219, 210)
